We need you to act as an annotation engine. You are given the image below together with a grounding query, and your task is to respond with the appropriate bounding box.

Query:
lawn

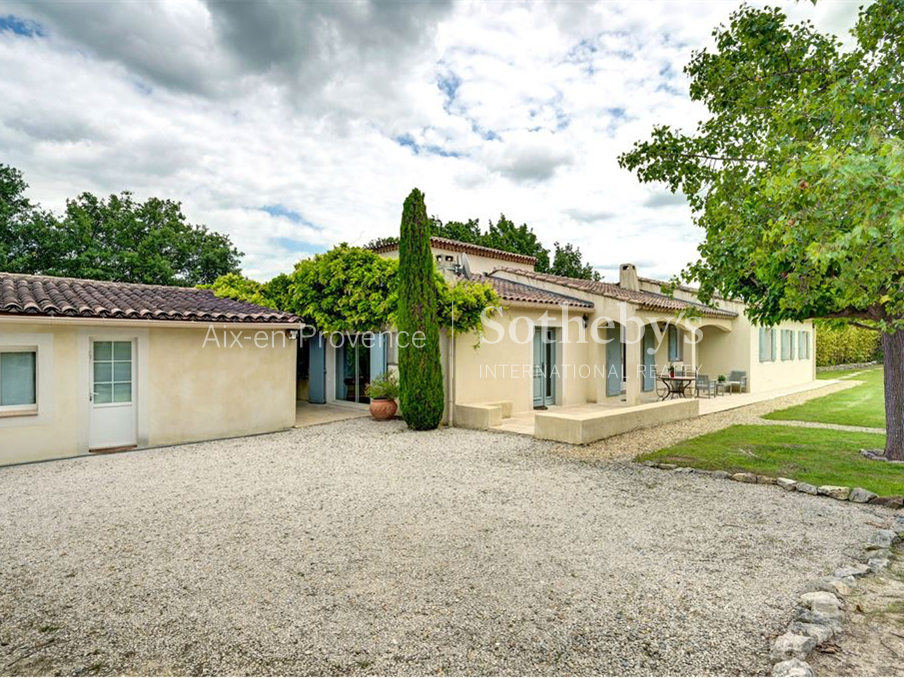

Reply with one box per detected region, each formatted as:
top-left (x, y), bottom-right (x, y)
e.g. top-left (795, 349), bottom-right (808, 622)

top-left (765, 367), bottom-right (885, 429)
top-left (638, 424), bottom-right (902, 496)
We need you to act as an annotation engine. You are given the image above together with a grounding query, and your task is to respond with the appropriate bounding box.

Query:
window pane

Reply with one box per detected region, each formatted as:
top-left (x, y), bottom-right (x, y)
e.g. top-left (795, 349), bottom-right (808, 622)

top-left (0, 352), bottom-right (36, 406)
top-left (113, 362), bottom-right (131, 382)
top-left (93, 361), bottom-right (112, 384)
top-left (94, 382), bottom-right (112, 404)
top-left (113, 383), bottom-right (132, 403)
top-left (113, 342), bottom-right (131, 360)
top-left (94, 341), bottom-right (112, 360)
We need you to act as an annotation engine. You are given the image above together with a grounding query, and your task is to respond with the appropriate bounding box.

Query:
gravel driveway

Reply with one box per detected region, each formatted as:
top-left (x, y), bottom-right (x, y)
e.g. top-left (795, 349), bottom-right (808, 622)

top-left (0, 419), bottom-right (891, 676)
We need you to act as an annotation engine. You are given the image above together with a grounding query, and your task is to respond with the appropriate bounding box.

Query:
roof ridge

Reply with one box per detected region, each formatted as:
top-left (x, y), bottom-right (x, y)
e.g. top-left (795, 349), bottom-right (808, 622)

top-left (371, 237), bottom-right (538, 265)
top-left (0, 271), bottom-right (208, 292)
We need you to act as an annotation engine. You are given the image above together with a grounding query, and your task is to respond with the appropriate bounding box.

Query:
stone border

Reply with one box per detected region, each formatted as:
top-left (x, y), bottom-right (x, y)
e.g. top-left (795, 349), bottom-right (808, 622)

top-left (641, 461), bottom-right (904, 676)
top-left (816, 361), bottom-right (879, 373)
top-left (643, 461), bottom-right (904, 509)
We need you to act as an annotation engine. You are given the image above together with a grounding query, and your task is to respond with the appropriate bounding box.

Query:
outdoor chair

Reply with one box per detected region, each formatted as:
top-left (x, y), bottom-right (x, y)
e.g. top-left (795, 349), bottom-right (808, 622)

top-left (695, 373), bottom-right (717, 398)
top-left (728, 370), bottom-right (748, 393)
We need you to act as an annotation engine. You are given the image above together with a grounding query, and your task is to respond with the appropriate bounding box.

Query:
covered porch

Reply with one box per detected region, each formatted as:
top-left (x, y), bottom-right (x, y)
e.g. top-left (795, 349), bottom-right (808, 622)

top-left (486, 379), bottom-right (831, 443)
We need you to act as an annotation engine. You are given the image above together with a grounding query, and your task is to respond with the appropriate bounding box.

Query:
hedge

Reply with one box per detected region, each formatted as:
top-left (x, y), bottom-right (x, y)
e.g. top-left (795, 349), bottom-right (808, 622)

top-left (815, 323), bottom-right (882, 367)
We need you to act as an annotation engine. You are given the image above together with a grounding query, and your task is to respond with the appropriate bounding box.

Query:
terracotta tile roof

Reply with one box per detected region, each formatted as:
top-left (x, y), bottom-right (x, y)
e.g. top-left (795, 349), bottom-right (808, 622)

top-left (465, 273), bottom-right (594, 309)
top-left (0, 272), bottom-right (299, 324)
top-left (372, 236), bottom-right (538, 266)
top-left (490, 267), bottom-right (737, 319)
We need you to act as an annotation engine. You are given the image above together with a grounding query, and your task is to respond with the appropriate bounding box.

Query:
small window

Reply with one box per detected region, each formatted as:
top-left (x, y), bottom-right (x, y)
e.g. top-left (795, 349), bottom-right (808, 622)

top-left (0, 349), bottom-right (37, 412)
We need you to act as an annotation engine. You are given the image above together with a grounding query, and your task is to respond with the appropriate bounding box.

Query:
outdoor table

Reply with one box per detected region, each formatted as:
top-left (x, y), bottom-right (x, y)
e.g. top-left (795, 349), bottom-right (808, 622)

top-left (658, 375), bottom-right (696, 400)
top-left (722, 380), bottom-right (741, 395)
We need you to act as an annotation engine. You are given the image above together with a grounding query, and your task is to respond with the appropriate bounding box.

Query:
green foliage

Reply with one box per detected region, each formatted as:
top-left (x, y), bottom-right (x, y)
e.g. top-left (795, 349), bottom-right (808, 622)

top-left (370, 213), bottom-right (601, 281)
top-left (484, 214), bottom-right (551, 271)
top-left (438, 275), bottom-right (502, 339)
top-left (550, 241), bottom-right (601, 280)
top-left (397, 188), bottom-right (444, 430)
top-left (815, 322), bottom-right (883, 367)
top-left (618, 1), bottom-right (904, 331)
top-left (289, 244), bottom-right (398, 333)
top-left (431, 217), bottom-right (483, 244)
top-left (200, 272), bottom-right (292, 311)
top-left (365, 371), bottom-right (400, 400)
top-left (0, 165), bottom-right (242, 285)
top-left (206, 245), bottom-right (501, 334)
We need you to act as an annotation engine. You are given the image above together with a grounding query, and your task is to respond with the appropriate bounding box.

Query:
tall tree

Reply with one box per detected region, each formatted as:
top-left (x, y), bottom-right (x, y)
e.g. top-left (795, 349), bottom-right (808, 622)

top-left (431, 217), bottom-right (483, 244)
top-left (549, 241), bottom-right (601, 280)
top-left (0, 165), bottom-right (242, 286)
top-left (484, 214), bottom-right (551, 271)
top-left (397, 189), bottom-right (445, 430)
top-left (619, 1), bottom-right (904, 458)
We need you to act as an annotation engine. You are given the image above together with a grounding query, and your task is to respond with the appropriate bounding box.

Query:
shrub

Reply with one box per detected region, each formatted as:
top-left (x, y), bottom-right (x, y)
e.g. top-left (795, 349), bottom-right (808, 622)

top-left (397, 188), bottom-right (445, 430)
top-left (815, 322), bottom-right (882, 367)
top-left (365, 371), bottom-right (399, 400)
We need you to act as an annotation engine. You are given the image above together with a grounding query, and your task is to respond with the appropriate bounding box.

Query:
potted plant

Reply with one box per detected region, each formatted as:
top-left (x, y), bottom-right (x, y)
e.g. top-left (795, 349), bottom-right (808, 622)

top-left (668, 364), bottom-right (676, 378)
top-left (365, 371), bottom-right (399, 421)
top-left (717, 374), bottom-right (727, 383)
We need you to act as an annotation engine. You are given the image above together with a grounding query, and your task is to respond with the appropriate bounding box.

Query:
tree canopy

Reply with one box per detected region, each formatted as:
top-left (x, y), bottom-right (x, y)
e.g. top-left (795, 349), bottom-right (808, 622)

top-left (618, 1), bottom-right (903, 330)
top-left (368, 213), bottom-right (601, 280)
top-left (618, 0), bottom-right (904, 458)
top-left (0, 164), bottom-right (242, 286)
top-left (205, 244), bottom-right (500, 337)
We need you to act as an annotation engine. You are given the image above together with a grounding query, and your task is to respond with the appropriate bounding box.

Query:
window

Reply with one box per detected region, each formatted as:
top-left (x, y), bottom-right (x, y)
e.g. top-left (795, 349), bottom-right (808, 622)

top-left (759, 327), bottom-right (777, 362)
top-left (668, 326), bottom-right (683, 361)
top-left (0, 349), bottom-right (37, 413)
top-left (92, 341), bottom-right (132, 404)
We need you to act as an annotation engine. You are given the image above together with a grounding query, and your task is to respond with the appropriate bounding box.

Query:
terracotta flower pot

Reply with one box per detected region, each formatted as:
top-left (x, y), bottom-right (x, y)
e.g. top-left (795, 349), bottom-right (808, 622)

top-left (369, 398), bottom-right (397, 421)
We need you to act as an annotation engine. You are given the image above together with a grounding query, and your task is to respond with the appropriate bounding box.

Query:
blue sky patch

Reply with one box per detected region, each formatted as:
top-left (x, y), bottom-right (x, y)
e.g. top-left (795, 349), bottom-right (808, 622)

top-left (394, 134), bottom-right (460, 158)
top-left (0, 14), bottom-right (45, 38)
top-left (273, 236), bottom-right (324, 254)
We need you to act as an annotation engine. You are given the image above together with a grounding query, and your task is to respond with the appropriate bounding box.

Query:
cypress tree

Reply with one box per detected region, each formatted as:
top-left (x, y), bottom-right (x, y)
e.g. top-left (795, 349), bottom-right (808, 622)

top-left (397, 188), bottom-right (444, 430)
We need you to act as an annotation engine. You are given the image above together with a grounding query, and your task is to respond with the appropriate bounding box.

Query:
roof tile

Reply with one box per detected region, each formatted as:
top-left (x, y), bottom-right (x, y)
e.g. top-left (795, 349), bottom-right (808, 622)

top-left (490, 267), bottom-right (737, 319)
top-left (0, 272), bottom-right (299, 325)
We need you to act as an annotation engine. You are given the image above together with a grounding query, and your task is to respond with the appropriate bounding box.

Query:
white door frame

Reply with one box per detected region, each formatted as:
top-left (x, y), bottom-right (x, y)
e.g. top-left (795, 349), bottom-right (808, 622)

top-left (76, 328), bottom-right (149, 454)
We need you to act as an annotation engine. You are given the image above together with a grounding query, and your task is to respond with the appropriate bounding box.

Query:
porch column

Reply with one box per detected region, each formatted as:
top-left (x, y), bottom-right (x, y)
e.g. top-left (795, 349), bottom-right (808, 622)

top-left (688, 324), bottom-right (697, 374)
top-left (625, 321), bottom-right (642, 406)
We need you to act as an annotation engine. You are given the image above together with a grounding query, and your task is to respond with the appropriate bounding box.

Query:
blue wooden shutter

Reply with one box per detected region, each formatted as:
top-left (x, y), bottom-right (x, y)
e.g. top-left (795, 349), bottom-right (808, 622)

top-left (759, 328), bottom-right (767, 362)
top-left (642, 328), bottom-right (655, 392)
top-left (771, 329), bottom-right (778, 362)
top-left (606, 326), bottom-right (622, 397)
top-left (668, 326), bottom-right (677, 361)
top-left (370, 332), bottom-right (387, 383)
top-left (309, 334), bottom-right (326, 403)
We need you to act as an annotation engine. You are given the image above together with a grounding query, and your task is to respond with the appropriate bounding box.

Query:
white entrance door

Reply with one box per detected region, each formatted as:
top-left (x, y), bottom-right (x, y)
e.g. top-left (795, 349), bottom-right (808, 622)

top-left (89, 339), bottom-right (136, 450)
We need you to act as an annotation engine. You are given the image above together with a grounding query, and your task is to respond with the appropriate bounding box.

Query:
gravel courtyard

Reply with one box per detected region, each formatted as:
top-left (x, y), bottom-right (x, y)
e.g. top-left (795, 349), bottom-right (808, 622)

top-left (0, 418), bottom-right (893, 676)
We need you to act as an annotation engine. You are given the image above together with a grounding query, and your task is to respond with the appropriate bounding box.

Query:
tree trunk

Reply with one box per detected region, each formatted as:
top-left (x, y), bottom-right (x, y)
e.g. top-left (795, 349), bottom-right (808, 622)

top-left (883, 329), bottom-right (904, 460)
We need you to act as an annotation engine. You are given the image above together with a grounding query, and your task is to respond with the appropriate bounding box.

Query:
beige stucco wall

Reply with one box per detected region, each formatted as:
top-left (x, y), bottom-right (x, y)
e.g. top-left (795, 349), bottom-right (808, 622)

top-left (0, 320), bottom-right (297, 466)
top-left (380, 246), bottom-right (534, 275)
top-left (0, 323), bottom-right (80, 464)
top-left (147, 326), bottom-right (296, 446)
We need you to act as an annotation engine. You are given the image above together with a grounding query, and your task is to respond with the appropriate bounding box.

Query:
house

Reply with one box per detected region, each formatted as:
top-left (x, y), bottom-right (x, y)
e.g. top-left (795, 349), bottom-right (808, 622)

top-left (0, 272), bottom-right (299, 466)
top-left (366, 237), bottom-right (816, 441)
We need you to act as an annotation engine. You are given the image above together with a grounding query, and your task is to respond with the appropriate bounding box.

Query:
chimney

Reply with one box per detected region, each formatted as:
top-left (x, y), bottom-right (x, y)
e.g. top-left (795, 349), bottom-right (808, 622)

top-left (619, 263), bottom-right (639, 291)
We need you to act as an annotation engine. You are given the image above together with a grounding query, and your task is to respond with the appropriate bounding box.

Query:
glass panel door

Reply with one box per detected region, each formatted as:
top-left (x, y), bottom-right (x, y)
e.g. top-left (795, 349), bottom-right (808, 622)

top-left (93, 341), bottom-right (132, 405)
top-left (335, 337), bottom-right (371, 404)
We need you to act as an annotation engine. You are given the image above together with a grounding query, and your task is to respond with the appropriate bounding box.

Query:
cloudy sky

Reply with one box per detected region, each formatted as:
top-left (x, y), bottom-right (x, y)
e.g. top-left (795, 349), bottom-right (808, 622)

top-left (0, 0), bottom-right (864, 282)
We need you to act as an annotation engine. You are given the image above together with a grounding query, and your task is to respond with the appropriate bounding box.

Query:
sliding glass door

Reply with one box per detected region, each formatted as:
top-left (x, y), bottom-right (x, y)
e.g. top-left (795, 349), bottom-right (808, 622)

top-left (335, 340), bottom-right (371, 404)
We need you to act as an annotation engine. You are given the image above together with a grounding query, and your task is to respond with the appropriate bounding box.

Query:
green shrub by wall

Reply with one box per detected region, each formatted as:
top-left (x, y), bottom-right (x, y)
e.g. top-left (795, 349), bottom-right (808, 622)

top-left (815, 323), bottom-right (882, 367)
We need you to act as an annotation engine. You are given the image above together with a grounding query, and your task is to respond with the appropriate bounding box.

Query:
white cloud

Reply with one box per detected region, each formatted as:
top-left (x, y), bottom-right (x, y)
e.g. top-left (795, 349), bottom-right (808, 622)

top-left (0, 0), bottom-right (865, 282)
